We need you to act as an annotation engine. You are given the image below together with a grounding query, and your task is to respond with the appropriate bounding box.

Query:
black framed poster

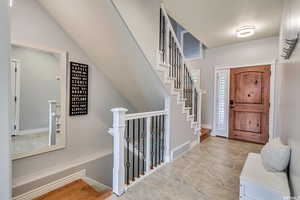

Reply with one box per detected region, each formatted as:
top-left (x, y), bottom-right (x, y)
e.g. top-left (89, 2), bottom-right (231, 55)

top-left (69, 62), bottom-right (88, 116)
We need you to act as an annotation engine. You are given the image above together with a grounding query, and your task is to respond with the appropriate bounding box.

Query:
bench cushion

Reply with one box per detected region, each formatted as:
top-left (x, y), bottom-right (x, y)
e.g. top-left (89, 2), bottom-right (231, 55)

top-left (240, 153), bottom-right (290, 199)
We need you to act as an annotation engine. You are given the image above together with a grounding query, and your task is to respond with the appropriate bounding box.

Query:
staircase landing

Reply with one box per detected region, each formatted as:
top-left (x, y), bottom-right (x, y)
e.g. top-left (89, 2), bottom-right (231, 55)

top-left (33, 179), bottom-right (112, 200)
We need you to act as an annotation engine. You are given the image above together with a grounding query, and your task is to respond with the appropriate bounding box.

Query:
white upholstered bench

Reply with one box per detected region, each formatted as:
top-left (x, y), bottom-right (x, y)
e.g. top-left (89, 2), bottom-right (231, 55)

top-left (240, 153), bottom-right (290, 200)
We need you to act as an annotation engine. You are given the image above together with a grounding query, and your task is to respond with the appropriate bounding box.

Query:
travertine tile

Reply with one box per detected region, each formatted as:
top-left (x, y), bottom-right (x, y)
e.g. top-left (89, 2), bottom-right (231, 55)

top-left (110, 137), bottom-right (262, 200)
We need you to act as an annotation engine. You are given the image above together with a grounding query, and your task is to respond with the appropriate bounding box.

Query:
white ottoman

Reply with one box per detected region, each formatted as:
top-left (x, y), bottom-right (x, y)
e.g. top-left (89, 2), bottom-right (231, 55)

top-left (240, 153), bottom-right (290, 200)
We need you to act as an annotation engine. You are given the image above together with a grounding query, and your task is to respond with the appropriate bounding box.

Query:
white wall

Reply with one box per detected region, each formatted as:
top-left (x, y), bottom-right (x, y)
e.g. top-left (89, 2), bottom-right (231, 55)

top-left (0, 0), bottom-right (12, 199)
top-left (189, 37), bottom-right (279, 127)
top-left (112, 0), bottom-right (160, 69)
top-left (169, 96), bottom-right (196, 152)
top-left (277, 0), bottom-right (300, 196)
top-left (11, 0), bottom-right (135, 195)
top-left (183, 32), bottom-right (200, 59)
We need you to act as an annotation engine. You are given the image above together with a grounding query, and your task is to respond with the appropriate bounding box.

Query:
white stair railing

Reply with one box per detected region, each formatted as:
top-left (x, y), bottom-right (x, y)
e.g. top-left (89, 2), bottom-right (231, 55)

top-left (159, 5), bottom-right (201, 127)
top-left (110, 108), bottom-right (169, 196)
top-left (110, 4), bottom-right (202, 197)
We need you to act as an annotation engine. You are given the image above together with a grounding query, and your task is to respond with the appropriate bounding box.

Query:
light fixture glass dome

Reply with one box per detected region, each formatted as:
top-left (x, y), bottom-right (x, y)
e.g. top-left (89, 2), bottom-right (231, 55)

top-left (236, 26), bottom-right (256, 38)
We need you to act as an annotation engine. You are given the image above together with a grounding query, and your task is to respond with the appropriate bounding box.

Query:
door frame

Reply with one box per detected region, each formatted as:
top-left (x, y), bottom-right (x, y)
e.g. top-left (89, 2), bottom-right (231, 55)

top-left (213, 69), bottom-right (230, 138)
top-left (213, 61), bottom-right (277, 141)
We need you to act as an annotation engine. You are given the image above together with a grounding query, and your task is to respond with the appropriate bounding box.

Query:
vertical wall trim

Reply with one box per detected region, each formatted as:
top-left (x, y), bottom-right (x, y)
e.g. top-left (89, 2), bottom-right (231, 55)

top-left (164, 97), bottom-right (171, 163)
top-left (0, 0), bottom-right (12, 199)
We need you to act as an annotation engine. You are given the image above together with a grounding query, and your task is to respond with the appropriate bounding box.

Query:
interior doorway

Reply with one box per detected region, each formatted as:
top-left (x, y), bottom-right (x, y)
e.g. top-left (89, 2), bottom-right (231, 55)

top-left (214, 64), bottom-right (272, 144)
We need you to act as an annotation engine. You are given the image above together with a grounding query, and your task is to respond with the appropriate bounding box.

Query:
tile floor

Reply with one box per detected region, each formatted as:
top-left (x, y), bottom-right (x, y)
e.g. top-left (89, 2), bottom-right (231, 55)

top-left (110, 137), bottom-right (262, 200)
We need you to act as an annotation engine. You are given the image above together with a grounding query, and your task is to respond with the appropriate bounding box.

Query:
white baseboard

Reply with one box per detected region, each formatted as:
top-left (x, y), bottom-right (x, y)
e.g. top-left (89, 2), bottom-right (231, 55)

top-left (13, 170), bottom-right (86, 200)
top-left (190, 139), bottom-right (198, 148)
top-left (13, 151), bottom-right (112, 188)
top-left (83, 176), bottom-right (111, 190)
top-left (171, 139), bottom-right (198, 161)
top-left (171, 141), bottom-right (190, 160)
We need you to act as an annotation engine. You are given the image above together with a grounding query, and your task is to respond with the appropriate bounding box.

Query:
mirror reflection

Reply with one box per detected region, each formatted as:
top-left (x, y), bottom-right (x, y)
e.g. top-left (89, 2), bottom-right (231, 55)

top-left (11, 44), bottom-right (66, 160)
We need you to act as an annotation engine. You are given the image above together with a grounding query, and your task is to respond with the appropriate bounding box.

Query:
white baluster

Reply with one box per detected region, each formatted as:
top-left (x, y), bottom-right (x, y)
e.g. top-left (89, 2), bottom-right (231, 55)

top-left (111, 107), bottom-right (128, 196)
top-left (48, 100), bottom-right (57, 146)
top-left (166, 24), bottom-right (170, 66)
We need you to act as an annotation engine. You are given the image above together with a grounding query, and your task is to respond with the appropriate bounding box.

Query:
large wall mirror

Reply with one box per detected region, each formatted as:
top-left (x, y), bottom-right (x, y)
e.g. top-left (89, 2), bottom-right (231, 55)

top-left (11, 43), bottom-right (67, 160)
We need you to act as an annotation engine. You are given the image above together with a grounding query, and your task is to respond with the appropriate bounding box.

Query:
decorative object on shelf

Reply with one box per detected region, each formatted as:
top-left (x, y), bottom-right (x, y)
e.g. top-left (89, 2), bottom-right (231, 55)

top-left (281, 33), bottom-right (299, 60)
top-left (70, 62), bottom-right (88, 116)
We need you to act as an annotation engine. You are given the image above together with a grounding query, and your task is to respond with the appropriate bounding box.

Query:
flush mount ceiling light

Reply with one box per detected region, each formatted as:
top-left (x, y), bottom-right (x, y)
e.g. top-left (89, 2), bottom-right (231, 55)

top-left (9, 0), bottom-right (13, 7)
top-left (236, 26), bottom-right (256, 38)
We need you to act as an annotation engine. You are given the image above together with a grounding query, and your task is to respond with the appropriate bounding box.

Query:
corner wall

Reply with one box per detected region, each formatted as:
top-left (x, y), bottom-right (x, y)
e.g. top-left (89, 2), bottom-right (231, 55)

top-left (189, 37), bottom-right (279, 128)
top-left (11, 0), bottom-right (135, 196)
top-left (0, 1), bottom-right (12, 199)
top-left (277, 0), bottom-right (300, 196)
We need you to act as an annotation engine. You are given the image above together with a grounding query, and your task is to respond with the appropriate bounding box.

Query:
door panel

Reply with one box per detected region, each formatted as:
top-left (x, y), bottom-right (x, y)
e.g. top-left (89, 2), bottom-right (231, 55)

top-left (234, 111), bottom-right (261, 133)
top-left (229, 65), bottom-right (270, 144)
top-left (235, 72), bottom-right (262, 104)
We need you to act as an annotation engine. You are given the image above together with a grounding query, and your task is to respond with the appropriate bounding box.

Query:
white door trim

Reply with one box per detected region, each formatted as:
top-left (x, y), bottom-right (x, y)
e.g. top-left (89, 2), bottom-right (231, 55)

top-left (213, 61), bottom-right (277, 141)
top-left (213, 69), bottom-right (230, 137)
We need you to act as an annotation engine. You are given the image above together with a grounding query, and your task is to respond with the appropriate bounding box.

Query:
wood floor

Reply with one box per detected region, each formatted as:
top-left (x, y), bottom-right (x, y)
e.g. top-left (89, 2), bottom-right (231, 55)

top-left (109, 137), bottom-right (262, 200)
top-left (34, 179), bottom-right (112, 200)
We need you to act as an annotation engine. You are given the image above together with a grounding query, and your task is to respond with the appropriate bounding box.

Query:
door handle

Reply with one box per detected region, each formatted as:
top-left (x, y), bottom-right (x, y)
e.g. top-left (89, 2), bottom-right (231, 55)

top-left (230, 100), bottom-right (235, 109)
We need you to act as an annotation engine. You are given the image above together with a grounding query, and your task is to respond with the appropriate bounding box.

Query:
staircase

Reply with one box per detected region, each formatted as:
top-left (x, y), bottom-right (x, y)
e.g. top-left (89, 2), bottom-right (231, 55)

top-left (109, 4), bottom-right (202, 197)
top-left (156, 5), bottom-right (202, 132)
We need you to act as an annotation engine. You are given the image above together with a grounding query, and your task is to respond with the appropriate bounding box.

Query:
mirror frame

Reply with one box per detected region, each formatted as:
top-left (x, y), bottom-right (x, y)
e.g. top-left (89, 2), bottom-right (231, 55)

top-left (11, 42), bottom-right (68, 160)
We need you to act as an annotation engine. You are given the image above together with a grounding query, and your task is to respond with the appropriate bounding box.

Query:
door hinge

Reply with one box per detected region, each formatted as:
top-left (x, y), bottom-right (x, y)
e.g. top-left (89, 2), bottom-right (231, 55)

top-left (15, 67), bottom-right (17, 72)
top-left (14, 124), bottom-right (16, 130)
top-left (14, 96), bottom-right (17, 102)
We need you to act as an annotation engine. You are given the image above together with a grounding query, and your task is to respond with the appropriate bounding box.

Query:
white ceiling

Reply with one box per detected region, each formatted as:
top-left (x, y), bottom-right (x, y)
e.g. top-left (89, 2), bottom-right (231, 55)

top-left (163, 0), bottom-right (284, 48)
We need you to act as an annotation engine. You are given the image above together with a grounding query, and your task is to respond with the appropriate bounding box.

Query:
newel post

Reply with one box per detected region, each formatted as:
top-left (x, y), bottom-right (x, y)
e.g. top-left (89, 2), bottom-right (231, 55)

top-left (111, 107), bottom-right (128, 196)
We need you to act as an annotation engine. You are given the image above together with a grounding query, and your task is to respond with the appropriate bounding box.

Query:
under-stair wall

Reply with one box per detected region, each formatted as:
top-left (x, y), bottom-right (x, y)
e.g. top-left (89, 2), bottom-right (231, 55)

top-left (10, 0), bottom-right (137, 197)
top-left (38, 0), bottom-right (167, 112)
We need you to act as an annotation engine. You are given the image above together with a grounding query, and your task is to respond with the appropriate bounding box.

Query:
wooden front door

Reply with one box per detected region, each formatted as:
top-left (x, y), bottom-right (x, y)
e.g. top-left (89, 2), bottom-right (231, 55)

top-left (229, 65), bottom-right (271, 144)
